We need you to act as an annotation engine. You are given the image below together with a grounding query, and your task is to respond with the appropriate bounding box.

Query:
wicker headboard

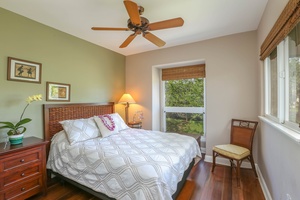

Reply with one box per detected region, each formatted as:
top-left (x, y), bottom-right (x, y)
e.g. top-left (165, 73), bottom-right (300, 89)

top-left (43, 102), bottom-right (114, 154)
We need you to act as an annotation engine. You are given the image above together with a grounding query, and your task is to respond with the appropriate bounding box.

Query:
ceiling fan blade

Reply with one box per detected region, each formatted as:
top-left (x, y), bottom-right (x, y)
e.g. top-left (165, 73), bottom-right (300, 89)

top-left (148, 17), bottom-right (184, 31)
top-left (91, 27), bottom-right (130, 31)
top-left (143, 32), bottom-right (166, 47)
top-left (124, 0), bottom-right (141, 26)
top-left (120, 33), bottom-right (137, 48)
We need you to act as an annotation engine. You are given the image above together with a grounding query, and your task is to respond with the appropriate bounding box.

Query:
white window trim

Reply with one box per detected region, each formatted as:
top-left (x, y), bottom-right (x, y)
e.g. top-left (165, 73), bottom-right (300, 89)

top-left (259, 116), bottom-right (300, 143)
top-left (264, 56), bottom-right (270, 115)
top-left (264, 53), bottom-right (280, 123)
top-left (264, 36), bottom-right (300, 135)
top-left (277, 41), bottom-right (285, 124)
top-left (164, 107), bottom-right (205, 114)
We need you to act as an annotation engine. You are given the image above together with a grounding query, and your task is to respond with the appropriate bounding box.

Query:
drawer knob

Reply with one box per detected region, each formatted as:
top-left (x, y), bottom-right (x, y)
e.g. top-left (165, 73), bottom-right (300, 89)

top-left (20, 159), bottom-right (25, 162)
top-left (21, 187), bottom-right (25, 191)
top-left (21, 173), bottom-right (25, 177)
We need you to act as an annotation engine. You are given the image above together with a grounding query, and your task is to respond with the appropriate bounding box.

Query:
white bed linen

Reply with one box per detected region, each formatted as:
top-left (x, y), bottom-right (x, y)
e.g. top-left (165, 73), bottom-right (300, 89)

top-left (47, 128), bottom-right (201, 200)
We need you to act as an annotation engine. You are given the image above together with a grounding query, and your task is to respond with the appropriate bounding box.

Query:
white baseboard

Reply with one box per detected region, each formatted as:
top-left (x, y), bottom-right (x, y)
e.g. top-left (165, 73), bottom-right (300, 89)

top-left (256, 164), bottom-right (272, 200)
top-left (204, 155), bottom-right (272, 200)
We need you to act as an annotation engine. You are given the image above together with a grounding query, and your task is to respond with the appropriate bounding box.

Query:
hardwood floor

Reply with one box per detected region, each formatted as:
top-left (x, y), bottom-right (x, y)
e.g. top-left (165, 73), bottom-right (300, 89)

top-left (29, 154), bottom-right (265, 200)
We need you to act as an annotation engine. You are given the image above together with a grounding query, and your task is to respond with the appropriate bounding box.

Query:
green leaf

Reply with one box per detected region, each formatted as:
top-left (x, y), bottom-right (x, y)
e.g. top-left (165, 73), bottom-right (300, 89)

top-left (0, 122), bottom-right (15, 129)
top-left (7, 130), bottom-right (14, 136)
top-left (15, 118), bottom-right (32, 127)
top-left (18, 126), bottom-right (26, 134)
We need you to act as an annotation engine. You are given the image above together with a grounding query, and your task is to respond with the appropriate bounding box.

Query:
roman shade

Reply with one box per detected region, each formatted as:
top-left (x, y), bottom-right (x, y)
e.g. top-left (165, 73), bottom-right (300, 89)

top-left (260, 0), bottom-right (300, 60)
top-left (162, 64), bottom-right (206, 81)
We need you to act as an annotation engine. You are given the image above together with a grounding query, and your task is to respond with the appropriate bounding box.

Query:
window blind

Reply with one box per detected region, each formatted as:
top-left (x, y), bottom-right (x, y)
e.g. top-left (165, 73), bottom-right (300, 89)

top-left (260, 0), bottom-right (300, 60)
top-left (162, 64), bottom-right (206, 81)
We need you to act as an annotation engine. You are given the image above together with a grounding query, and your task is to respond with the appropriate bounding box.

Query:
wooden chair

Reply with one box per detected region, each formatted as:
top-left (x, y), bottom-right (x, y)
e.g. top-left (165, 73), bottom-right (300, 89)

top-left (211, 119), bottom-right (258, 187)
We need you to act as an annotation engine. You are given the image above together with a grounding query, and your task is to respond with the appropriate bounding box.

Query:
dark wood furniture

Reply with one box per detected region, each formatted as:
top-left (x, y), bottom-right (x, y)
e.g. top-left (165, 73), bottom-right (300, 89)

top-left (0, 137), bottom-right (48, 200)
top-left (211, 119), bottom-right (258, 187)
top-left (128, 121), bottom-right (142, 129)
top-left (43, 102), bottom-right (194, 200)
top-left (43, 102), bottom-right (115, 156)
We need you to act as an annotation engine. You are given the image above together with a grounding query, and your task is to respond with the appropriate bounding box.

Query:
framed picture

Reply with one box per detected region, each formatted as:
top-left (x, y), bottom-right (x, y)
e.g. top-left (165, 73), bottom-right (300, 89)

top-left (46, 82), bottom-right (71, 102)
top-left (7, 57), bottom-right (42, 83)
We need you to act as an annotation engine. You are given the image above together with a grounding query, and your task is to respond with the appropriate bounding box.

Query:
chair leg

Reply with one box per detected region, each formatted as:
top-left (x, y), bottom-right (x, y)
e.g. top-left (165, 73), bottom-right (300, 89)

top-left (229, 159), bottom-right (234, 168)
top-left (211, 150), bottom-right (216, 172)
top-left (249, 155), bottom-right (258, 177)
top-left (236, 160), bottom-right (241, 187)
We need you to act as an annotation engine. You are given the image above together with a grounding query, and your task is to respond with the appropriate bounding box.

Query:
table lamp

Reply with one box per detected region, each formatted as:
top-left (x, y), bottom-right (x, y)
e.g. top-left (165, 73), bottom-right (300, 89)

top-left (118, 93), bottom-right (136, 124)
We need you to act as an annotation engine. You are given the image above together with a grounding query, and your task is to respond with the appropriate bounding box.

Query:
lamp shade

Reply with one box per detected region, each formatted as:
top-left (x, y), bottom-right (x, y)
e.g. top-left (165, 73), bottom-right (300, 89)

top-left (118, 93), bottom-right (136, 104)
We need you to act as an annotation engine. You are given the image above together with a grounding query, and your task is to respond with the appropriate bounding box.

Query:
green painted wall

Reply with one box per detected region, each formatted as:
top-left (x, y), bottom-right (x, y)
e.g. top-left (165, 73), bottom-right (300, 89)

top-left (0, 8), bottom-right (126, 140)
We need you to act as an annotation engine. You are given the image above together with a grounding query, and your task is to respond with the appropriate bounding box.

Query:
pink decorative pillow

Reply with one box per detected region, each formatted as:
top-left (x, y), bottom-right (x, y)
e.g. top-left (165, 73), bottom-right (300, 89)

top-left (94, 113), bottom-right (129, 138)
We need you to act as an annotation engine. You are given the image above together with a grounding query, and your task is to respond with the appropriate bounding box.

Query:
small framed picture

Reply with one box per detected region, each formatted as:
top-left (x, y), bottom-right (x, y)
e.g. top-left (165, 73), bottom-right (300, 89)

top-left (7, 57), bottom-right (42, 83)
top-left (46, 82), bottom-right (71, 102)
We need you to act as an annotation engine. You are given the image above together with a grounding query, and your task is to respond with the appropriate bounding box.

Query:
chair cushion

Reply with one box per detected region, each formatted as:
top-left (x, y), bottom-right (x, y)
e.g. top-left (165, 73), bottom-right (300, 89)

top-left (213, 144), bottom-right (250, 160)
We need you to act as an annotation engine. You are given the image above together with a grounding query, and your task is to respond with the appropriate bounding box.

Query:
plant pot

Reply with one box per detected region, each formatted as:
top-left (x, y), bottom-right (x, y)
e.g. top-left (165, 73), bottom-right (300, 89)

top-left (9, 133), bottom-right (24, 145)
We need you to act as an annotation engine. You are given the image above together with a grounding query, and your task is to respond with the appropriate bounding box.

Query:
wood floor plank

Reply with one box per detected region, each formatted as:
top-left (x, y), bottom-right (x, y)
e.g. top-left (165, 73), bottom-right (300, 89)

top-left (29, 154), bottom-right (265, 200)
top-left (176, 180), bottom-right (195, 200)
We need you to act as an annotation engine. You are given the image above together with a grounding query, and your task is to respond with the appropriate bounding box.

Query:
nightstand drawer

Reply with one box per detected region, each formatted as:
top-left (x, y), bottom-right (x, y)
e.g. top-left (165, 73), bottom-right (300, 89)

top-left (1, 147), bottom-right (41, 171)
top-left (2, 164), bottom-right (41, 189)
top-left (1, 176), bottom-right (42, 200)
top-left (0, 137), bottom-right (48, 199)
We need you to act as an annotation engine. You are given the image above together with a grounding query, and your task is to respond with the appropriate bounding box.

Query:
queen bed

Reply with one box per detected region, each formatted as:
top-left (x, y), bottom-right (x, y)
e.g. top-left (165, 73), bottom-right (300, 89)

top-left (44, 102), bottom-right (201, 200)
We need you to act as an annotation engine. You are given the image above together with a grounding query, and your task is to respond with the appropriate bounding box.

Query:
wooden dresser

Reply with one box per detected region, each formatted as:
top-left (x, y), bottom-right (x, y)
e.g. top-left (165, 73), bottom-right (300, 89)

top-left (0, 137), bottom-right (48, 200)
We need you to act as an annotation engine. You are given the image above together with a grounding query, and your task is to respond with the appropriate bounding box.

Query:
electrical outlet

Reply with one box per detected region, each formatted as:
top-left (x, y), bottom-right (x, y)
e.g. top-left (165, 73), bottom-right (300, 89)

top-left (286, 193), bottom-right (292, 200)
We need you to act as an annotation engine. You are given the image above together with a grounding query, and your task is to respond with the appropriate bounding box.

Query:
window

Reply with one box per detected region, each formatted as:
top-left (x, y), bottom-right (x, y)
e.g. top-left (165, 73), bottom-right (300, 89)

top-left (268, 48), bottom-right (278, 118)
top-left (163, 78), bottom-right (205, 135)
top-left (161, 65), bottom-right (206, 136)
top-left (286, 25), bottom-right (300, 129)
top-left (264, 23), bottom-right (300, 132)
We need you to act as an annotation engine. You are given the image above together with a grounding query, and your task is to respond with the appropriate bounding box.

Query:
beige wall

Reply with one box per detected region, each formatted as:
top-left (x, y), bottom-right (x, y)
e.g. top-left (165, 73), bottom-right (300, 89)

top-left (126, 31), bottom-right (259, 159)
top-left (0, 8), bottom-right (125, 140)
top-left (257, 0), bottom-right (300, 199)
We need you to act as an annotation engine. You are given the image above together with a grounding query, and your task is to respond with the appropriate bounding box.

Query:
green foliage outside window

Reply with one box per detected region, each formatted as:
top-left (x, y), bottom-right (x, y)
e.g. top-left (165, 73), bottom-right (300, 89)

top-left (165, 79), bottom-right (204, 107)
top-left (165, 79), bottom-right (204, 135)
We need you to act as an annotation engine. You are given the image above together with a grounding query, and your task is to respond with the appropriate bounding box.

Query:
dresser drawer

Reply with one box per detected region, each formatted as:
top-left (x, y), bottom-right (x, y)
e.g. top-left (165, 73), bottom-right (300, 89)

top-left (0, 147), bottom-right (42, 171)
top-left (0, 137), bottom-right (48, 200)
top-left (0, 176), bottom-right (42, 200)
top-left (1, 164), bottom-right (41, 190)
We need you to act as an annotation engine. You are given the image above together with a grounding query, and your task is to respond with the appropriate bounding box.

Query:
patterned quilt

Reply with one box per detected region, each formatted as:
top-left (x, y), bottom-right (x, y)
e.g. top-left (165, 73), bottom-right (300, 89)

top-left (47, 128), bottom-right (201, 200)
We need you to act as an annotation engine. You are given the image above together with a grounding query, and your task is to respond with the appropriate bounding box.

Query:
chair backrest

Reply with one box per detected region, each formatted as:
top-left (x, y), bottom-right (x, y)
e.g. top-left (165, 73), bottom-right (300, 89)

top-left (230, 119), bottom-right (258, 151)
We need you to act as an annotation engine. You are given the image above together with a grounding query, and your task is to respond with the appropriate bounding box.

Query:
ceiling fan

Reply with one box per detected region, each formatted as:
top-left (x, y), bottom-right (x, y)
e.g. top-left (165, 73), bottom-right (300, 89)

top-left (91, 0), bottom-right (184, 48)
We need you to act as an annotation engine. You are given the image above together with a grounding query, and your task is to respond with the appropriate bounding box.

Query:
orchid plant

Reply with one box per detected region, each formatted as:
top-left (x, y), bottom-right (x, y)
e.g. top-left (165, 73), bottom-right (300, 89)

top-left (0, 94), bottom-right (42, 136)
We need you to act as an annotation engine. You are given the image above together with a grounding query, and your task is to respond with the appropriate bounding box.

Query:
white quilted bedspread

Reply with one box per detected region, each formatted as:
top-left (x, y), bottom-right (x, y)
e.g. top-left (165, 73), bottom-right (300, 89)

top-left (47, 128), bottom-right (201, 200)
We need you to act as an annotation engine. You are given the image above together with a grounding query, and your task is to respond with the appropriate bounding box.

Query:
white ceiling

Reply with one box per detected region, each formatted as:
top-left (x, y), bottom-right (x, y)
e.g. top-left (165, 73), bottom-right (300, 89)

top-left (0, 0), bottom-right (268, 56)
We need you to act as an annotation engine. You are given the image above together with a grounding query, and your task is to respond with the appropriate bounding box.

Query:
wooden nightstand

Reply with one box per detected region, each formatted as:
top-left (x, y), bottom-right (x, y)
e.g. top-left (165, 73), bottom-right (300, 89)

top-left (128, 121), bottom-right (142, 129)
top-left (0, 137), bottom-right (48, 200)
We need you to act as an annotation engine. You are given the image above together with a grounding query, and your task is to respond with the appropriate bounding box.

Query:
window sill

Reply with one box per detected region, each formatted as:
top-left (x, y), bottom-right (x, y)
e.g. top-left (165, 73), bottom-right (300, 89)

top-left (259, 116), bottom-right (300, 143)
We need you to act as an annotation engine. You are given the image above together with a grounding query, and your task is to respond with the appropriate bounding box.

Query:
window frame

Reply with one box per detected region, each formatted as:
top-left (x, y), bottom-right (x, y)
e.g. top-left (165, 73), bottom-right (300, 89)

top-left (264, 55), bottom-right (280, 123)
top-left (264, 36), bottom-right (300, 133)
top-left (160, 78), bottom-right (206, 136)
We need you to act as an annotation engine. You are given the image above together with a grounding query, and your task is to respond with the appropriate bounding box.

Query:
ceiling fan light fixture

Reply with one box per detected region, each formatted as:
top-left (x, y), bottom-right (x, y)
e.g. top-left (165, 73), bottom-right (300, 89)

top-left (91, 0), bottom-right (184, 48)
top-left (138, 6), bottom-right (144, 15)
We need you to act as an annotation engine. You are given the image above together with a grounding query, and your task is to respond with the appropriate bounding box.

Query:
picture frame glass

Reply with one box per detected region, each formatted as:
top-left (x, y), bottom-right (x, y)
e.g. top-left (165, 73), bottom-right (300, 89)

top-left (8, 57), bottom-right (41, 83)
top-left (47, 82), bottom-right (70, 101)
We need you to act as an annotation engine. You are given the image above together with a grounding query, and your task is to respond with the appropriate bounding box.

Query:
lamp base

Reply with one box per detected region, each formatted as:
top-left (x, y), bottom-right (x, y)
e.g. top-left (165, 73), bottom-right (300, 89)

top-left (125, 102), bottom-right (129, 124)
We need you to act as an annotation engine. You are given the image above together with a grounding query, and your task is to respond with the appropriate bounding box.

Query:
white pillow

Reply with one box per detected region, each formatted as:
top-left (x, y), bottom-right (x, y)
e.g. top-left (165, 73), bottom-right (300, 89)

top-left (94, 113), bottom-right (129, 138)
top-left (60, 117), bottom-right (101, 145)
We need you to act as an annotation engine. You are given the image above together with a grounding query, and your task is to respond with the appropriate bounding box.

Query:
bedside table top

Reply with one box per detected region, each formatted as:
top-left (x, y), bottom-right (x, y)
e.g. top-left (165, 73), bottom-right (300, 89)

top-left (128, 121), bottom-right (142, 125)
top-left (0, 136), bottom-right (48, 155)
